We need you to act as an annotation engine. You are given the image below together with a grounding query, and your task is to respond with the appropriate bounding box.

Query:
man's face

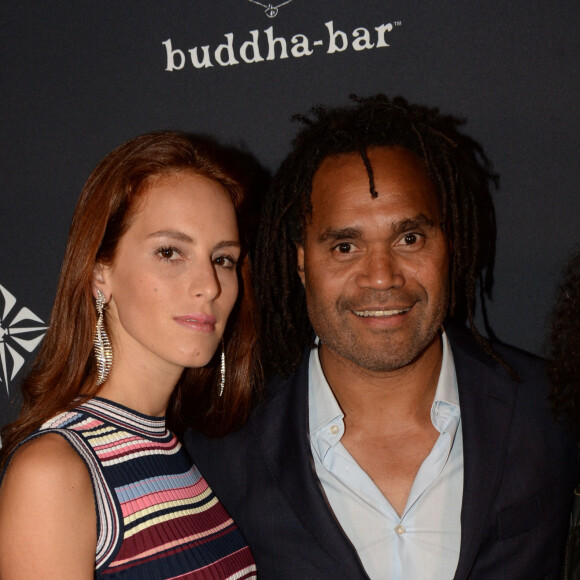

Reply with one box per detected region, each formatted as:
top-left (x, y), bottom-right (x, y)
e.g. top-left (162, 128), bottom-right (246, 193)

top-left (296, 146), bottom-right (450, 373)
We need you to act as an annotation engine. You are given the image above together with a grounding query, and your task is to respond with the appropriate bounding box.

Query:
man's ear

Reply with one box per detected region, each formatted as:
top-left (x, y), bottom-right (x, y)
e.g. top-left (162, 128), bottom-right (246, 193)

top-left (92, 262), bottom-right (110, 301)
top-left (295, 244), bottom-right (305, 286)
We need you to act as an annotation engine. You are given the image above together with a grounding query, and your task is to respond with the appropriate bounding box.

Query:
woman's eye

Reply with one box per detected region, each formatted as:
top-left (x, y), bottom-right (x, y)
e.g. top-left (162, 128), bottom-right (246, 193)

top-left (214, 255), bottom-right (237, 269)
top-left (157, 246), bottom-right (180, 261)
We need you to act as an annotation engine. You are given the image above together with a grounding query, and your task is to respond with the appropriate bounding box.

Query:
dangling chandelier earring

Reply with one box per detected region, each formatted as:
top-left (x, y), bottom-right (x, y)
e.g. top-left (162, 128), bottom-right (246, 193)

top-left (94, 290), bottom-right (113, 385)
top-left (219, 340), bottom-right (226, 397)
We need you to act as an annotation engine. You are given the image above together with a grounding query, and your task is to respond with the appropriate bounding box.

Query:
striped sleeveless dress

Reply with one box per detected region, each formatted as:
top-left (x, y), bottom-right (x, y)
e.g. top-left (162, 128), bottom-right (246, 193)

top-left (15, 397), bottom-right (257, 579)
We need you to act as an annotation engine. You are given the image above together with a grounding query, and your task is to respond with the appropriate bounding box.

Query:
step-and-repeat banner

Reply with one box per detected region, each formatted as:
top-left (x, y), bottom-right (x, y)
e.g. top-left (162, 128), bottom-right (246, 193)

top-left (1, 1), bottom-right (579, 427)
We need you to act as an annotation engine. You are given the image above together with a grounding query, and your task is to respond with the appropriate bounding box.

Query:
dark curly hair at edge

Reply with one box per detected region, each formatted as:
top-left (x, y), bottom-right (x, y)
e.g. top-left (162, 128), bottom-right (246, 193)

top-left (254, 94), bottom-right (514, 380)
top-left (548, 249), bottom-right (580, 439)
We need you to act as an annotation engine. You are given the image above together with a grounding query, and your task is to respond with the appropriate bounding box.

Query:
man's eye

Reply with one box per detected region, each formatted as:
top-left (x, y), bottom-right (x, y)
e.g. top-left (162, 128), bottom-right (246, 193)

top-left (397, 233), bottom-right (425, 247)
top-left (335, 242), bottom-right (354, 253)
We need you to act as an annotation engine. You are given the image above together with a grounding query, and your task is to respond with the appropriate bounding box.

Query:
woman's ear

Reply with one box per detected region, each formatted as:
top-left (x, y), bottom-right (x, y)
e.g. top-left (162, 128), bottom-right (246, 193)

top-left (92, 262), bottom-right (109, 301)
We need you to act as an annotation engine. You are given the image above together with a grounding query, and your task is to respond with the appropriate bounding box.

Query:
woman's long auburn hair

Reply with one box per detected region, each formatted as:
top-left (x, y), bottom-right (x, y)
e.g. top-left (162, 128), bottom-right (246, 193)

top-left (0, 131), bottom-right (262, 469)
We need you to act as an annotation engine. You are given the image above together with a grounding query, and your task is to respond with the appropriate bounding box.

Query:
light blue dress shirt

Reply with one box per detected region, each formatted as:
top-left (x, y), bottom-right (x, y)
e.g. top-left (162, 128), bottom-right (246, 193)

top-left (308, 331), bottom-right (463, 580)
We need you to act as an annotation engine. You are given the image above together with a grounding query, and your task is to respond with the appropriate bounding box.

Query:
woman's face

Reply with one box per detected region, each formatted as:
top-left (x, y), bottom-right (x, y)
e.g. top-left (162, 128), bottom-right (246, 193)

top-left (95, 171), bottom-right (240, 378)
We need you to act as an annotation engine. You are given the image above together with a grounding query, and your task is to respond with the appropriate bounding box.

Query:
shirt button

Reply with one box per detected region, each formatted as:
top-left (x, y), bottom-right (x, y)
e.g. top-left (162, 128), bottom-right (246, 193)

top-left (394, 524), bottom-right (406, 535)
top-left (330, 425), bottom-right (339, 435)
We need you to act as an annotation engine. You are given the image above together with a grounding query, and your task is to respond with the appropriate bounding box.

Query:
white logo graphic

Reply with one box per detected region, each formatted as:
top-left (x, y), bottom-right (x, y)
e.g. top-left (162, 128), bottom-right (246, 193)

top-left (0, 284), bottom-right (47, 394)
top-left (248, 0), bottom-right (294, 18)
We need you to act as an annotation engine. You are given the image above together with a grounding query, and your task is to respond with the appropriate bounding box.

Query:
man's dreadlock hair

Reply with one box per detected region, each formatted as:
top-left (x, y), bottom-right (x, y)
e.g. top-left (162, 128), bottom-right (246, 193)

top-left (254, 94), bottom-right (503, 379)
top-left (547, 248), bottom-right (580, 440)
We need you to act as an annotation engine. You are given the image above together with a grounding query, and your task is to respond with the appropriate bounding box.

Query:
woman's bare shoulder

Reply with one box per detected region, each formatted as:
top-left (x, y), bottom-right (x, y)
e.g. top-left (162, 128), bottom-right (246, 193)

top-left (5, 432), bottom-right (88, 479)
top-left (0, 433), bottom-right (96, 579)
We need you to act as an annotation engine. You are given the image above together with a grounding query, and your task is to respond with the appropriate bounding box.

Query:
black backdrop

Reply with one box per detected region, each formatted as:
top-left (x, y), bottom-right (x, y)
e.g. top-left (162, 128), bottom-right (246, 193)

top-left (1, 1), bottom-right (579, 428)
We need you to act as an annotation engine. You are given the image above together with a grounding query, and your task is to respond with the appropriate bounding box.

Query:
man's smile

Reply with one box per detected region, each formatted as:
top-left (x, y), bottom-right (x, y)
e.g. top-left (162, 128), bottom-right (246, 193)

top-left (352, 307), bottom-right (412, 317)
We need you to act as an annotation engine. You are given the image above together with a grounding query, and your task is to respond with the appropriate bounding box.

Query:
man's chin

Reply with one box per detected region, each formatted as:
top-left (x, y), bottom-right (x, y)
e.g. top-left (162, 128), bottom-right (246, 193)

top-left (320, 327), bottom-right (442, 373)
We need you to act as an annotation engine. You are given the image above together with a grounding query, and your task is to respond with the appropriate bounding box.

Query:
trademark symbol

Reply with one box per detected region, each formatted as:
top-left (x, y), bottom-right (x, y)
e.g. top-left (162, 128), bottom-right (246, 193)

top-left (394, 21), bottom-right (402, 26)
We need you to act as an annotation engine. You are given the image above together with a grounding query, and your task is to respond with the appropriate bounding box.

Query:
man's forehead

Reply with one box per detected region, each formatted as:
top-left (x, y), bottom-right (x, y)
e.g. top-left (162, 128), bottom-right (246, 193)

top-left (311, 151), bottom-right (370, 190)
top-left (313, 146), bottom-right (432, 189)
top-left (309, 147), bottom-right (438, 217)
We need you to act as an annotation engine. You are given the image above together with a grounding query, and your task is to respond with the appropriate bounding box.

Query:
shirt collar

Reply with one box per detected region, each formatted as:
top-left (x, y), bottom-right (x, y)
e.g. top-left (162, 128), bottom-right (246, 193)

top-left (308, 338), bottom-right (344, 435)
top-left (430, 330), bottom-right (460, 433)
top-left (308, 330), bottom-right (460, 456)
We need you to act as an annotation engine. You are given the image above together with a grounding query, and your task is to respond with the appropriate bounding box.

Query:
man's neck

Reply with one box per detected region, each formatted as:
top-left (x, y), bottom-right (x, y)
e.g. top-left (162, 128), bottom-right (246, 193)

top-left (318, 333), bottom-right (443, 425)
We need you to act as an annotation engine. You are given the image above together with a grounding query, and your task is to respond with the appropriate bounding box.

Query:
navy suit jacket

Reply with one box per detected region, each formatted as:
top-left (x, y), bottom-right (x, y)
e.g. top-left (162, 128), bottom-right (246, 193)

top-left (186, 327), bottom-right (578, 579)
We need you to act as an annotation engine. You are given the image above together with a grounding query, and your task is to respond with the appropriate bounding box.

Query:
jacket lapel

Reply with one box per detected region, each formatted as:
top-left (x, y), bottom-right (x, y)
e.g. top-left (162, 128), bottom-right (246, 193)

top-left (251, 348), bottom-right (370, 578)
top-left (448, 331), bottom-right (519, 580)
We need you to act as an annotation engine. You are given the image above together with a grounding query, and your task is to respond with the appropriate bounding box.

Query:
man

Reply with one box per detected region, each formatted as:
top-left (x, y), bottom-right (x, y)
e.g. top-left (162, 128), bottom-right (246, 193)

top-left (187, 95), bottom-right (577, 579)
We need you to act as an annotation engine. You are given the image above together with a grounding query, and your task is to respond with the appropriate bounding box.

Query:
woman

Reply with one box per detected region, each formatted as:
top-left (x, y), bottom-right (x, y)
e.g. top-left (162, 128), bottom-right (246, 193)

top-left (547, 248), bottom-right (580, 580)
top-left (0, 131), bottom-right (261, 578)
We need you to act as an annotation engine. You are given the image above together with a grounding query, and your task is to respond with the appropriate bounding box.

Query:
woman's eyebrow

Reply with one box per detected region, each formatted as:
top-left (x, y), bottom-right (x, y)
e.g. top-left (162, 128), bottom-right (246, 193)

top-left (146, 230), bottom-right (194, 243)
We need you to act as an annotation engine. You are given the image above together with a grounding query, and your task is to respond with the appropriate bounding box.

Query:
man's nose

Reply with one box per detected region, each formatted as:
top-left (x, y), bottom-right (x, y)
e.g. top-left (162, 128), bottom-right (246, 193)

top-left (356, 248), bottom-right (405, 290)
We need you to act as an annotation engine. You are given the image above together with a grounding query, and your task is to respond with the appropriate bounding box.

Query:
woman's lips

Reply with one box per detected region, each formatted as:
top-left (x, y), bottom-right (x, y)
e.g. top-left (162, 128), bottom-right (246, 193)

top-left (174, 313), bottom-right (217, 333)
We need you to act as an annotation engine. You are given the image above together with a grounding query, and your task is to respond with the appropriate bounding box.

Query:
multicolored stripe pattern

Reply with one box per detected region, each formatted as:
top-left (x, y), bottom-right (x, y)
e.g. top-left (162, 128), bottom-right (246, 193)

top-left (32, 397), bottom-right (257, 579)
